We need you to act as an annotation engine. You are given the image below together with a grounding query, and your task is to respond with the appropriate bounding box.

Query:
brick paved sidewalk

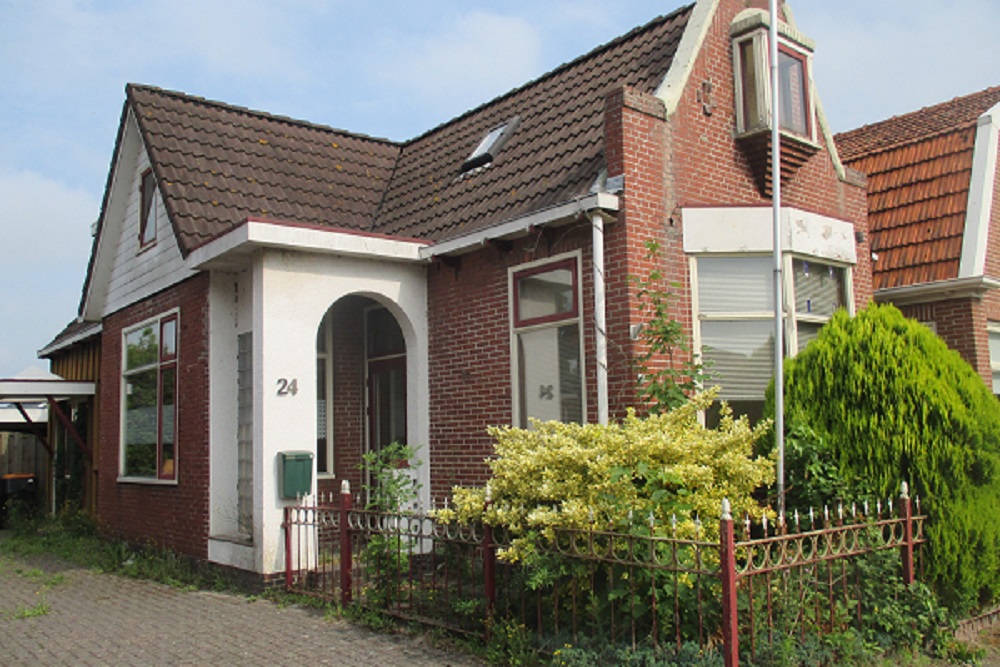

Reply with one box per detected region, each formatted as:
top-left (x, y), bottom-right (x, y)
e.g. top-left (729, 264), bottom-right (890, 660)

top-left (0, 542), bottom-right (484, 666)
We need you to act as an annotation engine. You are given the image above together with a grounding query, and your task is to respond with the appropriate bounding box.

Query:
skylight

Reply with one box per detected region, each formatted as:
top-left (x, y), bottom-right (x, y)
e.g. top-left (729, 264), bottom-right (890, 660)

top-left (461, 117), bottom-right (520, 173)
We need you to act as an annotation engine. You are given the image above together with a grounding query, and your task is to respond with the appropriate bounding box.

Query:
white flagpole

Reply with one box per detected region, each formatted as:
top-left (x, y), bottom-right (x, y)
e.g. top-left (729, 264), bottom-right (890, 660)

top-left (770, 0), bottom-right (786, 520)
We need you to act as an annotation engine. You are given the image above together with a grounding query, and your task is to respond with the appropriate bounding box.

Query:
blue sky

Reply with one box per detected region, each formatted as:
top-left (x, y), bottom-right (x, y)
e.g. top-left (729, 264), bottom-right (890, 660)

top-left (0, 0), bottom-right (997, 378)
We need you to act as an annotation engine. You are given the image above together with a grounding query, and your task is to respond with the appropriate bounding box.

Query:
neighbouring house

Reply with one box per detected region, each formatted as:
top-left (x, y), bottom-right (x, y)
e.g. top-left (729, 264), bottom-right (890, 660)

top-left (835, 86), bottom-right (1000, 392)
top-left (41, 0), bottom-right (870, 577)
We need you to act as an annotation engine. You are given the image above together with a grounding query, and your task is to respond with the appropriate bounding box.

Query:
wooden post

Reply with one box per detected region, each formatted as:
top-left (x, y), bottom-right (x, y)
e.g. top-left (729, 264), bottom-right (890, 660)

top-left (340, 480), bottom-right (354, 606)
top-left (720, 499), bottom-right (739, 667)
top-left (899, 482), bottom-right (914, 585)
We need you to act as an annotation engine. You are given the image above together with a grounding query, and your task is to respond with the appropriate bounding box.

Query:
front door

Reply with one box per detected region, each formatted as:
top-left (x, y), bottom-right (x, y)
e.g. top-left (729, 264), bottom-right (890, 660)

top-left (365, 306), bottom-right (407, 461)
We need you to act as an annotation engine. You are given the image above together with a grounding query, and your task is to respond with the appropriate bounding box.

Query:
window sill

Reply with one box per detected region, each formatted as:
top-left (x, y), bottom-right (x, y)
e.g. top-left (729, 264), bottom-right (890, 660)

top-left (116, 476), bottom-right (179, 486)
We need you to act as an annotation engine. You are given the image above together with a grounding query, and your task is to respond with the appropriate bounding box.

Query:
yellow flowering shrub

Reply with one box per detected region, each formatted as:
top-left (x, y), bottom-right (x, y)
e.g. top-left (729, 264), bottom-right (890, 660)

top-left (438, 389), bottom-right (774, 563)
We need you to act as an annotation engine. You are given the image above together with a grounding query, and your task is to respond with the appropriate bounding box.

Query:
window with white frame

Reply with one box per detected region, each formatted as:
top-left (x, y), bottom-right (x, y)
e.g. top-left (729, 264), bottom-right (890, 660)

top-left (122, 313), bottom-right (177, 479)
top-left (989, 324), bottom-right (1000, 396)
top-left (511, 256), bottom-right (583, 427)
top-left (695, 255), bottom-right (848, 423)
top-left (732, 26), bottom-right (814, 140)
top-left (139, 169), bottom-right (158, 248)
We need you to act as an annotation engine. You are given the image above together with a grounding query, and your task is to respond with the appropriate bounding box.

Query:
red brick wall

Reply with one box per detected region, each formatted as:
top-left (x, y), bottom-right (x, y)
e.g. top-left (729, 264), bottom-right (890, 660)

top-left (97, 273), bottom-right (211, 559)
top-left (316, 296), bottom-right (366, 499)
top-left (901, 299), bottom-right (992, 385)
top-left (424, 0), bottom-right (871, 499)
top-left (668, 0), bottom-right (872, 309)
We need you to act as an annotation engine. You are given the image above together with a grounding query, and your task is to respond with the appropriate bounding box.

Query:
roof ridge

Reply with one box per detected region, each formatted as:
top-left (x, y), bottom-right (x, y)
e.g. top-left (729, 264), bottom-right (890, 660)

top-left (126, 83), bottom-right (401, 147)
top-left (835, 85), bottom-right (1000, 155)
top-left (400, 3), bottom-right (695, 147)
top-left (836, 122), bottom-right (978, 161)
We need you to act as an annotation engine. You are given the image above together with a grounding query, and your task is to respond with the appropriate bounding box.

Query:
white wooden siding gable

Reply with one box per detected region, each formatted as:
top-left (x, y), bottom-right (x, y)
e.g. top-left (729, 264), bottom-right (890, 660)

top-left (86, 110), bottom-right (195, 319)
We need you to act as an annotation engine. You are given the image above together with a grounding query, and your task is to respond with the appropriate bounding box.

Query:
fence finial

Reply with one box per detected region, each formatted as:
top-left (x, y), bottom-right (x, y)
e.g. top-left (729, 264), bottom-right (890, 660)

top-left (485, 482), bottom-right (492, 503)
top-left (721, 498), bottom-right (732, 520)
top-left (900, 481), bottom-right (909, 499)
top-left (341, 479), bottom-right (351, 494)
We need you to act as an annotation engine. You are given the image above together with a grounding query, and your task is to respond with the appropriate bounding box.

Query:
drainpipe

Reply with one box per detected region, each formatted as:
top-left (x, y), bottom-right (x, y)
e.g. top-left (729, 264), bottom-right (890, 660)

top-left (591, 210), bottom-right (609, 425)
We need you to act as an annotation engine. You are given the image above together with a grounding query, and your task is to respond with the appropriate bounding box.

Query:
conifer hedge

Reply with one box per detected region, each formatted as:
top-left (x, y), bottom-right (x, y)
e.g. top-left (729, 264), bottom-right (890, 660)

top-left (771, 303), bottom-right (1000, 613)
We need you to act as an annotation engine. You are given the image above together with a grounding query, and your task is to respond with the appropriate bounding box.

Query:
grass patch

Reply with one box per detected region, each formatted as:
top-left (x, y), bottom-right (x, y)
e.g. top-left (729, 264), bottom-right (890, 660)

top-left (11, 598), bottom-right (50, 620)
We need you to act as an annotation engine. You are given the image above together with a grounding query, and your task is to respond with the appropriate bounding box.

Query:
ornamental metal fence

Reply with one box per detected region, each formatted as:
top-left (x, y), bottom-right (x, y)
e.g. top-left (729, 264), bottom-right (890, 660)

top-left (283, 482), bottom-right (924, 666)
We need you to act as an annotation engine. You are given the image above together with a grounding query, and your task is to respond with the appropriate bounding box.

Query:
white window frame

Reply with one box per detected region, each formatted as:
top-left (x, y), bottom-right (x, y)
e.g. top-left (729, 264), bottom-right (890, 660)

top-left (988, 323), bottom-right (1000, 395)
top-left (691, 254), bottom-right (852, 407)
top-left (119, 309), bottom-right (180, 483)
top-left (316, 310), bottom-right (335, 477)
top-left (509, 251), bottom-right (586, 428)
top-left (732, 29), bottom-right (816, 142)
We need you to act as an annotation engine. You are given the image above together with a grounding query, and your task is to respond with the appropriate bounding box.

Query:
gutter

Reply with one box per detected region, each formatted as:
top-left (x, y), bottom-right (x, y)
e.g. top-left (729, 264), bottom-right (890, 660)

top-left (874, 275), bottom-right (1000, 306)
top-left (419, 192), bottom-right (619, 258)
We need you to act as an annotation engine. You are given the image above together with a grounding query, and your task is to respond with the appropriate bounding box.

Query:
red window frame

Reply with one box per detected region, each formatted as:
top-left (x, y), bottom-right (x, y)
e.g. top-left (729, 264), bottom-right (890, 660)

top-left (512, 258), bottom-right (579, 329)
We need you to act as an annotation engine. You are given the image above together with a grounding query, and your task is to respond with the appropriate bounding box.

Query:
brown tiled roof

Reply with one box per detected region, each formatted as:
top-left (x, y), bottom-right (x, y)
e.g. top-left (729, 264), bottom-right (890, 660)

top-left (834, 86), bottom-right (1000, 289)
top-left (130, 85), bottom-right (401, 255)
top-left (127, 4), bottom-right (692, 253)
top-left (376, 5), bottom-right (692, 240)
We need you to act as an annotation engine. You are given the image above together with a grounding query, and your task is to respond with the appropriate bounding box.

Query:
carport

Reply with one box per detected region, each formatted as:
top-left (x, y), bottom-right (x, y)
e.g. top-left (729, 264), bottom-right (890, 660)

top-left (0, 367), bottom-right (95, 515)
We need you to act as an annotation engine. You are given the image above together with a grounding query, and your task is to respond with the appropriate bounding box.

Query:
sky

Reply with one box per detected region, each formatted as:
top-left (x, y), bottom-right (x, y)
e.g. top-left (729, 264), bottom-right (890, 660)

top-left (0, 0), bottom-right (997, 379)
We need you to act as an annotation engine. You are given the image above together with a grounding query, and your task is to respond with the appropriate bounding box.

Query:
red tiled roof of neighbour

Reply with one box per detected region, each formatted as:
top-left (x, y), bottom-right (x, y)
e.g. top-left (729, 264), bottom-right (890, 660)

top-left (126, 4), bottom-right (693, 254)
top-left (834, 86), bottom-right (1000, 289)
top-left (130, 86), bottom-right (401, 255)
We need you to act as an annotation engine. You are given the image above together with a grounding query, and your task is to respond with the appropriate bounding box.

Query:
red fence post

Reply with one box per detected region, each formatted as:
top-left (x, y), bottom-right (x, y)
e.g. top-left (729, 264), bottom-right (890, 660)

top-left (899, 481), bottom-right (914, 586)
top-left (340, 480), bottom-right (354, 606)
top-left (483, 486), bottom-right (496, 640)
top-left (284, 506), bottom-right (293, 590)
top-left (720, 499), bottom-right (739, 667)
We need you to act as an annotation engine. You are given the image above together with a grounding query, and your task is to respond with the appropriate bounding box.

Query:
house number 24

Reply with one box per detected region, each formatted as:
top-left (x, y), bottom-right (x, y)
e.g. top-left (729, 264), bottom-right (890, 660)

top-left (276, 378), bottom-right (299, 396)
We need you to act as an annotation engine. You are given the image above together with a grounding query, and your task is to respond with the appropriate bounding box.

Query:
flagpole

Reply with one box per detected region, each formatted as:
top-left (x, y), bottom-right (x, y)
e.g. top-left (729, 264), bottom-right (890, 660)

top-left (769, 0), bottom-right (786, 520)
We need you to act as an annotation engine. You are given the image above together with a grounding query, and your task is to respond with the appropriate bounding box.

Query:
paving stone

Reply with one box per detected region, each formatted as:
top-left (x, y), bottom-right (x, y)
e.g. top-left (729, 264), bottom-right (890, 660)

top-left (0, 546), bottom-right (484, 666)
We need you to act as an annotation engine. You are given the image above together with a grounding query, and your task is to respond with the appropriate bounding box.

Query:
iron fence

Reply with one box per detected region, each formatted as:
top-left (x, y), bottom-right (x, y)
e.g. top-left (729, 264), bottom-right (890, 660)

top-left (283, 482), bottom-right (924, 666)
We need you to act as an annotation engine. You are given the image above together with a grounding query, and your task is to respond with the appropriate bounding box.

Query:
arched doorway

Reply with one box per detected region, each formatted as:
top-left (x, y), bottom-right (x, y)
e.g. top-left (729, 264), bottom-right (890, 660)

top-left (315, 296), bottom-right (407, 494)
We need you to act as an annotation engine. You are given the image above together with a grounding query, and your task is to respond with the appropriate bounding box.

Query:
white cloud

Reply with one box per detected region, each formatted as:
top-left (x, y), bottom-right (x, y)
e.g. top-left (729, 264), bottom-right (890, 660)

top-left (372, 11), bottom-right (544, 119)
top-left (0, 169), bottom-right (98, 377)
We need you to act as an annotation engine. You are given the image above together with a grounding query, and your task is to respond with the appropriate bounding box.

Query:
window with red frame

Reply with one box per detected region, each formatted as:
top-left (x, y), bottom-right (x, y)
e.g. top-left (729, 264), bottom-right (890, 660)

top-left (512, 258), bottom-right (583, 427)
top-left (122, 313), bottom-right (177, 479)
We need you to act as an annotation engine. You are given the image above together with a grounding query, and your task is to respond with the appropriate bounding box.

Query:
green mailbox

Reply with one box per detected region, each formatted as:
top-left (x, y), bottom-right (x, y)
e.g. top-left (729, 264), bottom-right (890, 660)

top-left (279, 451), bottom-right (314, 499)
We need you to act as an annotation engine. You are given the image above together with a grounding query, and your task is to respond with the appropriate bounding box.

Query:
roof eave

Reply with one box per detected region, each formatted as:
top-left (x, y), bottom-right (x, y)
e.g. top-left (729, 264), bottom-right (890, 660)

top-left (421, 193), bottom-right (620, 259)
top-left (187, 218), bottom-right (430, 270)
top-left (874, 275), bottom-right (1000, 306)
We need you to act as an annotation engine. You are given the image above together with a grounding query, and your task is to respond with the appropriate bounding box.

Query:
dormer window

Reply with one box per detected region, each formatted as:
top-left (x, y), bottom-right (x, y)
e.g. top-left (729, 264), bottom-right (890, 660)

top-left (139, 168), bottom-right (158, 247)
top-left (730, 9), bottom-right (819, 196)
top-left (461, 116), bottom-right (520, 173)
top-left (731, 11), bottom-right (815, 142)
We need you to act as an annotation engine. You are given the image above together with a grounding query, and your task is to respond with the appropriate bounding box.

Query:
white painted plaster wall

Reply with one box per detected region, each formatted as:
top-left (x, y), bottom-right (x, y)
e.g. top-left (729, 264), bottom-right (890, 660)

top-left (682, 206), bottom-right (857, 264)
top-left (253, 249), bottom-right (429, 575)
top-left (207, 269), bottom-right (255, 570)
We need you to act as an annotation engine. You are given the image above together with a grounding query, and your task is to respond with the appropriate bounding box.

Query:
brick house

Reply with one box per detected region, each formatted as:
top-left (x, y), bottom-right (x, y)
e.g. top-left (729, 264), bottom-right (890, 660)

top-left (43, 0), bottom-right (869, 576)
top-left (835, 86), bottom-right (1000, 391)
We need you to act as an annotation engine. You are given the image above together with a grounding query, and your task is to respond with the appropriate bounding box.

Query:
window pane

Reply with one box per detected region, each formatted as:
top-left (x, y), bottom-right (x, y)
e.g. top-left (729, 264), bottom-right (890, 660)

top-left (125, 325), bottom-right (159, 370)
top-left (739, 39), bottom-right (762, 131)
top-left (124, 368), bottom-right (158, 477)
top-left (517, 323), bottom-right (582, 426)
top-left (989, 330), bottom-right (1000, 363)
top-left (161, 318), bottom-right (177, 358)
top-left (160, 366), bottom-right (176, 479)
top-left (698, 256), bottom-right (773, 313)
top-left (316, 358), bottom-right (328, 473)
top-left (796, 320), bottom-right (824, 353)
top-left (141, 171), bottom-right (157, 245)
top-left (517, 267), bottom-right (575, 323)
top-left (793, 260), bottom-right (845, 317)
top-left (701, 320), bottom-right (774, 400)
top-left (778, 50), bottom-right (808, 136)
